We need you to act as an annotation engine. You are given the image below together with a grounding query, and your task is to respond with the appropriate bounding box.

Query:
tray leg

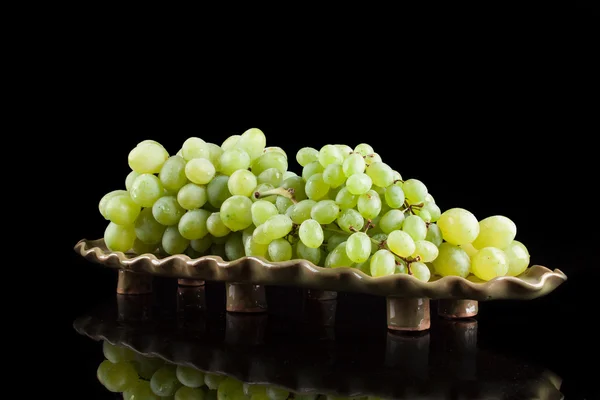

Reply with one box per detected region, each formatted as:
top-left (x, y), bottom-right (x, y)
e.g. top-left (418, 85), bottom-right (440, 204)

top-left (385, 330), bottom-right (430, 378)
top-left (225, 313), bottom-right (267, 345)
top-left (386, 297), bottom-right (430, 332)
top-left (226, 283), bottom-right (267, 313)
top-left (117, 270), bottom-right (153, 294)
top-left (306, 289), bottom-right (338, 301)
top-left (438, 299), bottom-right (478, 319)
top-left (117, 293), bottom-right (153, 322)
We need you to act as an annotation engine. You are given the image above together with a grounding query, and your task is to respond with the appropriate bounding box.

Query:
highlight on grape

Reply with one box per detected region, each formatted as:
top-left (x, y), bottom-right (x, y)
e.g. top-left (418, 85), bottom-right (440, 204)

top-left (98, 128), bottom-right (530, 282)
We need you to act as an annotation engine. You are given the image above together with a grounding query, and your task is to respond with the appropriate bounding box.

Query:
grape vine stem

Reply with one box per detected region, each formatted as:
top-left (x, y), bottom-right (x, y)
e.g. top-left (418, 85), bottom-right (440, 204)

top-left (254, 187), bottom-right (298, 203)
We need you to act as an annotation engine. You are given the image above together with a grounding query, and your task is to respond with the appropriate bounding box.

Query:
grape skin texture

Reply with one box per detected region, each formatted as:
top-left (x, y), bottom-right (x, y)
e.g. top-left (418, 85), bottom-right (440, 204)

top-left (472, 215), bottom-right (517, 250)
top-left (437, 208), bottom-right (480, 245)
top-left (471, 247), bottom-right (509, 281)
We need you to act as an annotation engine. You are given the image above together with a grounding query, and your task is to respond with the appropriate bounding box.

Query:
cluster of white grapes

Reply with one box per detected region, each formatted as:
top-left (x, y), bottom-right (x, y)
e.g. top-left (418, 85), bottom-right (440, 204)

top-left (99, 128), bottom-right (530, 282)
top-left (98, 340), bottom-right (325, 399)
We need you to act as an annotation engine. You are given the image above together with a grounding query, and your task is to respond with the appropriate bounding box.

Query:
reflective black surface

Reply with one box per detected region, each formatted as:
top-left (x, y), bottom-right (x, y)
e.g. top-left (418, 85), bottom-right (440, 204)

top-left (66, 278), bottom-right (596, 398)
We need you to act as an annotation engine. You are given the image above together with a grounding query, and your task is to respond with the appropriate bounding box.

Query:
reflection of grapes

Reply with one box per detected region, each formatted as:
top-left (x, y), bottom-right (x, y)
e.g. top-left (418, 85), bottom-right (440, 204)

top-left (99, 132), bottom-right (533, 283)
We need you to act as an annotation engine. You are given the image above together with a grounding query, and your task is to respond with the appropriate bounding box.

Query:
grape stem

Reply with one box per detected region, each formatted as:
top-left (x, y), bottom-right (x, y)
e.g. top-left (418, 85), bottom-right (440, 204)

top-left (402, 201), bottom-right (424, 215)
top-left (254, 187), bottom-right (298, 203)
top-left (363, 219), bottom-right (374, 233)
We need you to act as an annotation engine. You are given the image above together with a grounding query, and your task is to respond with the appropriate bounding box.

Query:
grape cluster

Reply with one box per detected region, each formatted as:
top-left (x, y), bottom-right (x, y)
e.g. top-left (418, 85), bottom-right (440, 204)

top-left (98, 340), bottom-right (315, 399)
top-left (99, 128), bottom-right (530, 282)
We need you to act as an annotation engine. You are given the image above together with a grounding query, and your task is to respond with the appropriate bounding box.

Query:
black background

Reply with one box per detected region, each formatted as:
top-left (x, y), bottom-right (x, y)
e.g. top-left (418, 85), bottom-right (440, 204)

top-left (42, 5), bottom-right (598, 398)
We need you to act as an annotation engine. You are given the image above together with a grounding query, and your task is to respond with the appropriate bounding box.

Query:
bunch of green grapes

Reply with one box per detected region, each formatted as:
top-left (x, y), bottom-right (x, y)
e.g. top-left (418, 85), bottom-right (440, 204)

top-left (99, 128), bottom-right (530, 283)
top-left (98, 340), bottom-right (378, 399)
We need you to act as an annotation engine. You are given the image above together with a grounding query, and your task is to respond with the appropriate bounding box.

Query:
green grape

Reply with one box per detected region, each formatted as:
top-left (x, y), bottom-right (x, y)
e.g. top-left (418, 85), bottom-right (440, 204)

top-left (219, 148), bottom-right (251, 176)
top-left (133, 238), bottom-right (157, 254)
top-left (346, 232), bottom-right (371, 263)
top-left (459, 242), bottom-right (478, 257)
top-left (437, 208), bottom-right (480, 245)
top-left (191, 235), bottom-right (213, 253)
top-left (162, 225), bottom-right (190, 255)
top-left (335, 187), bottom-right (358, 209)
top-left (402, 179), bottom-right (428, 204)
top-left (257, 168), bottom-right (283, 187)
top-left (471, 247), bottom-right (509, 281)
top-left (379, 209), bottom-right (405, 234)
top-left (124, 380), bottom-right (161, 400)
top-left (264, 146), bottom-right (287, 158)
top-left (299, 219), bottom-right (324, 248)
top-left (131, 174), bottom-right (164, 207)
top-left (296, 147), bottom-right (320, 167)
top-left (419, 210), bottom-right (432, 223)
top-left (225, 232), bottom-right (246, 261)
top-left (370, 232), bottom-right (387, 254)
top-left (204, 374), bottom-right (226, 390)
top-left (125, 171), bottom-right (140, 192)
top-left (160, 156), bottom-right (189, 192)
top-left (206, 212), bottom-right (231, 237)
top-left (402, 215), bottom-right (428, 241)
top-left (370, 249), bottom-right (396, 277)
top-left (346, 173), bottom-right (372, 195)
top-left (244, 235), bottom-right (269, 257)
top-left (327, 185), bottom-right (342, 201)
top-left (311, 200), bottom-right (340, 224)
top-left (354, 143), bottom-right (374, 156)
top-left (296, 241), bottom-right (321, 265)
top-left (175, 386), bottom-right (205, 400)
top-left (176, 365), bottom-right (205, 388)
top-left (365, 153), bottom-right (382, 166)
top-left (283, 171), bottom-right (297, 180)
top-left (103, 341), bottom-right (135, 363)
top-left (134, 208), bottom-right (166, 244)
top-left (366, 162), bottom-right (394, 188)
top-left (425, 193), bottom-right (435, 203)
top-left (137, 140), bottom-right (168, 155)
top-left (265, 214), bottom-right (293, 239)
top-left (207, 175), bottom-right (231, 208)
top-left (99, 190), bottom-right (128, 219)
top-left (221, 135), bottom-right (240, 151)
top-left (412, 240), bottom-right (439, 263)
top-left (97, 359), bottom-right (113, 385)
top-left (265, 387), bottom-right (290, 400)
top-left (371, 184), bottom-right (386, 198)
top-left (318, 144), bottom-right (344, 167)
top-left (287, 199), bottom-right (316, 224)
top-left (206, 142), bottom-right (224, 170)
top-left (411, 261), bottom-right (431, 282)
top-left (243, 384), bottom-right (267, 397)
top-left (503, 240), bottom-right (530, 276)
top-left (323, 163), bottom-right (346, 188)
top-left (268, 238), bottom-right (293, 261)
top-left (342, 153), bottom-right (366, 177)
top-left (251, 200), bottom-right (279, 226)
top-left (327, 233), bottom-right (348, 253)
top-left (420, 201), bottom-right (441, 222)
top-left (472, 215), bottom-right (517, 250)
top-left (134, 354), bottom-right (164, 380)
top-left (212, 233), bottom-right (229, 244)
top-left (282, 175), bottom-right (307, 201)
top-left (325, 242), bottom-right (354, 268)
top-left (185, 158), bottom-right (216, 185)
top-left (105, 194), bottom-right (141, 225)
top-left (151, 365), bottom-right (181, 396)
top-left (205, 389), bottom-right (218, 400)
top-left (355, 260), bottom-right (371, 276)
top-left (337, 209), bottom-right (364, 233)
top-left (128, 142), bottom-right (169, 174)
top-left (357, 190), bottom-right (382, 220)
top-left (178, 183), bottom-right (208, 210)
top-left (182, 137), bottom-right (210, 161)
top-left (392, 170), bottom-right (402, 182)
top-left (432, 242), bottom-right (471, 277)
top-left (301, 161), bottom-right (324, 181)
top-left (251, 152), bottom-right (288, 176)
top-left (237, 128), bottom-right (267, 161)
top-left (104, 222), bottom-right (136, 252)
top-left (217, 377), bottom-right (247, 399)
top-left (220, 195), bottom-right (253, 231)
top-left (425, 223), bottom-right (443, 247)
top-left (178, 209), bottom-right (211, 240)
top-left (276, 196), bottom-right (294, 214)
top-left (103, 361), bottom-right (138, 392)
top-left (305, 173), bottom-right (330, 200)
top-left (209, 242), bottom-right (225, 259)
top-left (335, 144), bottom-right (353, 158)
top-left (251, 223), bottom-right (272, 245)
top-left (386, 230), bottom-right (415, 257)
top-left (153, 196), bottom-right (185, 226)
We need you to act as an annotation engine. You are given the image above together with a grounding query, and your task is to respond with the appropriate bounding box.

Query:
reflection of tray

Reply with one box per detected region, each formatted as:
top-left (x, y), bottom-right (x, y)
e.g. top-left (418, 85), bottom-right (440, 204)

top-left (75, 238), bottom-right (566, 300)
top-left (73, 298), bottom-right (564, 400)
